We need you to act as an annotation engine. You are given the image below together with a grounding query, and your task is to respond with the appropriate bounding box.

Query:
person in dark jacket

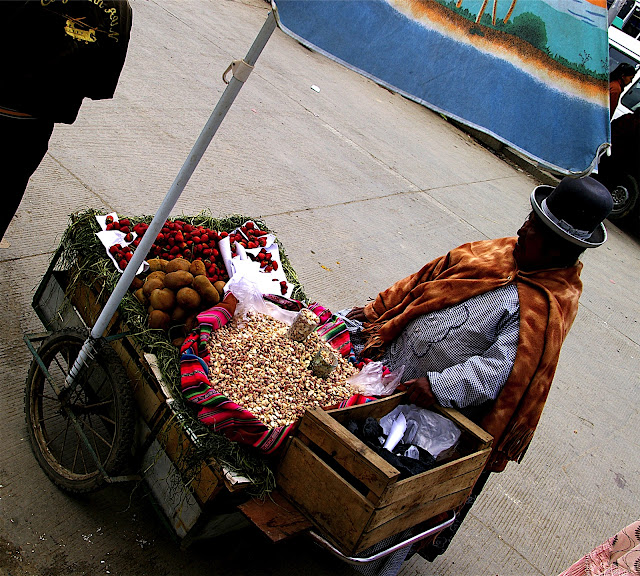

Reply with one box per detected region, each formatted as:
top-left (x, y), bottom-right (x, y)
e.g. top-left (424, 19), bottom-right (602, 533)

top-left (0, 1), bottom-right (133, 244)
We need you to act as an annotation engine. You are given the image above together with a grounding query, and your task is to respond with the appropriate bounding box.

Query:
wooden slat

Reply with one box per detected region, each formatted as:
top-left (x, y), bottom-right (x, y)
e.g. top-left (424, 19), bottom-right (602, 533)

top-left (368, 450), bottom-right (490, 527)
top-left (376, 448), bottom-right (491, 509)
top-left (277, 437), bottom-right (374, 554)
top-left (238, 491), bottom-right (312, 543)
top-left (356, 490), bottom-right (467, 552)
top-left (328, 393), bottom-right (406, 423)
top-left (158, 417), bottom-right (223, 507)
top-left (299, 408), bottom-right (399, 498)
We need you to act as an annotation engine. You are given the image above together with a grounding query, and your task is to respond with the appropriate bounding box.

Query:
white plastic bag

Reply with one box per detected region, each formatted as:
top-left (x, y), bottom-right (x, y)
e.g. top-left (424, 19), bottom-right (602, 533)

top-left (379, 405), bottom-right (461, 458)
top-left (225, 274), bottom-right (297, 326)
top-left (346, 362), bottom-right (405, 396)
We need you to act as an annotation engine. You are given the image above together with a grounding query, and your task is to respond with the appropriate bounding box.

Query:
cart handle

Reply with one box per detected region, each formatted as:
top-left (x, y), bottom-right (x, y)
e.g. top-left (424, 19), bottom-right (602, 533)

top-left (308, 511), bottom-right (456, 565)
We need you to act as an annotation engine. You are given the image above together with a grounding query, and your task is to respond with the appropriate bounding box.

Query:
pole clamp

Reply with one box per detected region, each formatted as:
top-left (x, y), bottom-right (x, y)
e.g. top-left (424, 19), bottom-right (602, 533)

top-left (223, 59), bottom-right (254, 84)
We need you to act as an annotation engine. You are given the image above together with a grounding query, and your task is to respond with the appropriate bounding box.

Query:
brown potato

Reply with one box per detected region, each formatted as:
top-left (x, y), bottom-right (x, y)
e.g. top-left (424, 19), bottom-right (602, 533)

top-left (134, 288), bottom-right (148, 306)
top-left (172, 336), bottom-right (185, 349)
top-left (189, 260), bottom-right (207, 277)
top-left (147, 258), bottom-right (168, 273)
top-left (148, 310), bottom-right (170, 330)
top-left (171, 306), bottom-right (188, 323)
top-left (149, 288), bottom-right (176, 311)
top-left (176, 286), bottom-right (201, 309)
top-left (213, 280), bottom-right (226, 297)
top-left (184, 313), bottom-right (198, 333)
top-left (130, 276), bottom-right (144, 290)
top-left (192, 275), bottom-right (220, 305)
top-left (165, 258), bottom-right (191, 273)
top-left (142, 277), bottom-right (164, 298)
top-left (164, 270), bottom-right (194, 291)
top-left (147, 270), bottom-right (166, 283)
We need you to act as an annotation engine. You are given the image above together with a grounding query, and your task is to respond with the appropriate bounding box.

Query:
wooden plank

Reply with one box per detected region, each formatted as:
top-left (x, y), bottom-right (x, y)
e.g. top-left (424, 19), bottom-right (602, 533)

top-left (238, 491), bottom-right (312, 543)
top-left (433, 405), bottom-right (493, 448)
top-left (356, 490), bottom-right (467, 552)
top-left (376, 448), bottom-right (490, 509)
top-left (299, 408), bottom-right (400, 498)
top-left (367, 455), bottom-right (488, 527)
top-left (277, 437), bottom-right (374, 555)
top-left (158, 417), bottom-right (223, 507)
top-left (327, 393), bottom-right (406, 423)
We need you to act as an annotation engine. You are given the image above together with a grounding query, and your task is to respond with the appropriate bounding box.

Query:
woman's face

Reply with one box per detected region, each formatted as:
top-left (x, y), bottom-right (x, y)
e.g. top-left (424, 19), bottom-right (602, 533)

top-left (513, 213), bottom-right (563, 271)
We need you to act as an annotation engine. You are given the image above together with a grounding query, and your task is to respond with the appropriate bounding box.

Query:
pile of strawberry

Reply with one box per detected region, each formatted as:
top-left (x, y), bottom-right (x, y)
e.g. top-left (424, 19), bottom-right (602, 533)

top-left (105, 216), bottom-right (229, 283)
top-left (228, 221), bottom-right (269, 254)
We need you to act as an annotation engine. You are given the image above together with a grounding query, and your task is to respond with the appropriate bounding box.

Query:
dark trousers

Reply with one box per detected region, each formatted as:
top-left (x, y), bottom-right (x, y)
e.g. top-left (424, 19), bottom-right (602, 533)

top-left (0, 114), bottom-right (54, 240)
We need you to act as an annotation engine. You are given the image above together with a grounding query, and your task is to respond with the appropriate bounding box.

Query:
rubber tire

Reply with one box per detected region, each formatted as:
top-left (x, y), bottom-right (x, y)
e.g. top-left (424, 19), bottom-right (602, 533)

top-left (25, 328), bottom-right (135, 493)
top-left (608, 174), bottom-right (639, 221)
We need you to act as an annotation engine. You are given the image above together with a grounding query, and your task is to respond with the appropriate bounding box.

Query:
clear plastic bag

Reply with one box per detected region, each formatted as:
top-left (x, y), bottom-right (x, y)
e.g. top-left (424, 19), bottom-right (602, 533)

top-left (225, 275), bottom-right (297, 326)
top-left (346, 362), bottom-right (405, 396)
top-left (379, 405), bottom-right (461, 458)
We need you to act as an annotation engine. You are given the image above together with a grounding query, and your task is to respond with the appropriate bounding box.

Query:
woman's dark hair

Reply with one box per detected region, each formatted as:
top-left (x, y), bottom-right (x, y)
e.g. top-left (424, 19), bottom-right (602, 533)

top-left (610, 62), bottom-right (636, 82)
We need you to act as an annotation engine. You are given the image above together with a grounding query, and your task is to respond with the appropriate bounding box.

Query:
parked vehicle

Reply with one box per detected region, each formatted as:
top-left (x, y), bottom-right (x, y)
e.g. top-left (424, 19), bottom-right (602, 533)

top-left (593, 28), bottom-right (640, 232)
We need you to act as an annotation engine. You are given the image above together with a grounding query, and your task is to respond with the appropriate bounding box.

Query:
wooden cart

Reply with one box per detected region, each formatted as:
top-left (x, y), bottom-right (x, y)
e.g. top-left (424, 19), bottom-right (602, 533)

top-left (25, 242), bottom-right (492, 562)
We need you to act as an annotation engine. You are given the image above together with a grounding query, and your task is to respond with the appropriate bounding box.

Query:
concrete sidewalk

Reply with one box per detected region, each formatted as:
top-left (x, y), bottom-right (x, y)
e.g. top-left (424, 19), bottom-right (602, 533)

top-left (1, 1), bottom-right (639, 575)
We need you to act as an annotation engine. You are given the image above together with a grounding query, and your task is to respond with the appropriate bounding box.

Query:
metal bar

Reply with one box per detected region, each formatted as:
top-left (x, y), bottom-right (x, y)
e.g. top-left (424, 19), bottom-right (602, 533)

top-left (62, 11), bottom-right (278, 388)
top-left (609, 0), bottom-right (629, 26)
top-left (308, 511), bottom-right (456, 565)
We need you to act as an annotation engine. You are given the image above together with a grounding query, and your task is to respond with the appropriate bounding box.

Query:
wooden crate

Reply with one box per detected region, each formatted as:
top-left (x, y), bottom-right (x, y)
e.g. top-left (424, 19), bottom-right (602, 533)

top-left (276, 393), bottom-right (492, 555)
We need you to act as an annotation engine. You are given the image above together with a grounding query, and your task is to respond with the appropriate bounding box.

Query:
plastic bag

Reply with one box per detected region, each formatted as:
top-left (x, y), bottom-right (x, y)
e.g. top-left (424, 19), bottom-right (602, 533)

top-left (346, 361), bottom-right (405, 396)
top-left (225, 274), bottom-right (297, 326)
top-left (379, 405), bottom-right (461, 458)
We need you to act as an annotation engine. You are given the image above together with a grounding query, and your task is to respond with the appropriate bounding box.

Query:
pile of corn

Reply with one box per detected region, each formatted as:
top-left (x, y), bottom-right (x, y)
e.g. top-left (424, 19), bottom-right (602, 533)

top-left (207, 312), bottom-right (358, 427)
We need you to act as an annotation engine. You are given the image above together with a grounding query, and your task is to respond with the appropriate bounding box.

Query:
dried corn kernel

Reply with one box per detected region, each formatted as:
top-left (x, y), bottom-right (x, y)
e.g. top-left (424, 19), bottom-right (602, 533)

top-left (207, 312), bottom-right (357, 427)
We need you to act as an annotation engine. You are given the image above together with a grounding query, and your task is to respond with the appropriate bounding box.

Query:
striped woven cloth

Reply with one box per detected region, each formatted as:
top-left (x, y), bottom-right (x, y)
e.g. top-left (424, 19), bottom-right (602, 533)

top-left (179, 299), bottom-right (373, 454)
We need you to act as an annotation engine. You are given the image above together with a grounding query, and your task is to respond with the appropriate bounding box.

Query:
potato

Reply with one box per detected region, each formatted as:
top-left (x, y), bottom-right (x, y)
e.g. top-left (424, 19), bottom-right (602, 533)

top-left (147, 270), bottom-right (166, 283)
top-left (164, 270), bottom-right (194, 291)
top-left (165, 258), bottom-right (191, 273)
top-left (213, 280), bottom-right (226, 297)
top-left (148, 310), bottom-right (170, 330)
top-left (149, 288), bottom-right (176, 311)
top-left (130, 276), bottom-right (144, 290)
top-left (134, 288), bottom-right (148, 306)
top-left (176, 286), bottom-right (201, 309)
top-left (184, 313), bottom-right (198, 333)
top-left (189, 260), bottom-right (207, 277)
top-left (172, 336), bottom-right (185, 349)
top-left (147, 258), bottom-right (168, 273)
top-left (142, 277), bottom-right (164, 298)
top-left (171, 306), bottom-right (188, 323)
top-left (192, 275), bottom-right (220, 305)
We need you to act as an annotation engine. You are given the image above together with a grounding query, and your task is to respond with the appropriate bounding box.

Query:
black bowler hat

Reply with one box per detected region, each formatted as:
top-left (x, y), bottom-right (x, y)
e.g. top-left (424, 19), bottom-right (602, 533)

top-left (530, 176), bottom-right (613, 248)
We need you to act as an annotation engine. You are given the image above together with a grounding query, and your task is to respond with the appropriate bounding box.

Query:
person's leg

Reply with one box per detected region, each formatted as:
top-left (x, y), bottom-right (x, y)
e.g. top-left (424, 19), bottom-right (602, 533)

top-left (0, 115), bottom-right (54, 240)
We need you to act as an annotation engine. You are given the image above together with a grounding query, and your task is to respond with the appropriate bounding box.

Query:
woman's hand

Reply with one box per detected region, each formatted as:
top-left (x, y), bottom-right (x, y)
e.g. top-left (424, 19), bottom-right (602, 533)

top-left (346, 306), bottom-right (368, 322)
top-left (405, 377), bottom-right (436, 408)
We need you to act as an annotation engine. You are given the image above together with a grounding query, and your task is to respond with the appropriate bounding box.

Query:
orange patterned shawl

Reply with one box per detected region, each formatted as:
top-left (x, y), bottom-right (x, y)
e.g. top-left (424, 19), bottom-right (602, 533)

top-left (361, 237), bottom-right (582, 472)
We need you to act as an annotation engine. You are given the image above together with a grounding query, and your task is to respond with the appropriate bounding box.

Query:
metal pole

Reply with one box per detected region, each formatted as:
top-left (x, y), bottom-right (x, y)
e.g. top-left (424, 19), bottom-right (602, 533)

top-left (65, 11), bottom-right (278, 389)
top-left (608, 0), bottom-right (628, 26)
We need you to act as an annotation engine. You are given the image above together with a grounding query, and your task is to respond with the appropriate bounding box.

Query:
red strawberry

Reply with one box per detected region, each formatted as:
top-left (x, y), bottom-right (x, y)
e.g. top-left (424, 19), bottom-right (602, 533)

top-left (124, 232), bottom-right (133, 242)
top-left (105, 215), bottom-right (114, 224)
top-left (272, 261), bottom-right (279, 271)
top-left (119, 259), bottom-right (128, 270)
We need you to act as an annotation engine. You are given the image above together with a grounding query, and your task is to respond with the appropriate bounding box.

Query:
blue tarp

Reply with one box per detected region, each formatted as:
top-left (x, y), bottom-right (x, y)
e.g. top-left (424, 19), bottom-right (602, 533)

top-left (273, 0), bottom-right (611, 174)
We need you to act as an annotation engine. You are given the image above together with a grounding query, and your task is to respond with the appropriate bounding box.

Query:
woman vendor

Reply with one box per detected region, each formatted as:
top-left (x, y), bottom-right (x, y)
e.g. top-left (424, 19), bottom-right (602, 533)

top-left (341, 176), bottom-right (613, 570)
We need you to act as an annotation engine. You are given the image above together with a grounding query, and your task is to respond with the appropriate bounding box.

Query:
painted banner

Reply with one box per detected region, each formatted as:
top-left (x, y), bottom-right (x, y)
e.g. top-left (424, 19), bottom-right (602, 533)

top-left (272, 0), bottom-right (611, 174)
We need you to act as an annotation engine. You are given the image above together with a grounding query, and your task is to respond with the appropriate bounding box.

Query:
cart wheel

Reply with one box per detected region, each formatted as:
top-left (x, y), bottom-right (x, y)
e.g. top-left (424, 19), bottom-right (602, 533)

top-left (25, 328), bottom-right (135, 493)
top-left (608, 175), bottom-right (639, 221)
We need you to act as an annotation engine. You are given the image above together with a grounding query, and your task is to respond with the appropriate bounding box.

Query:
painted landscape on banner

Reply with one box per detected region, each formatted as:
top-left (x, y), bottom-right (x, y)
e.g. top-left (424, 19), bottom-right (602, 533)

top-left (273, 0), bottom-right (611, 174)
